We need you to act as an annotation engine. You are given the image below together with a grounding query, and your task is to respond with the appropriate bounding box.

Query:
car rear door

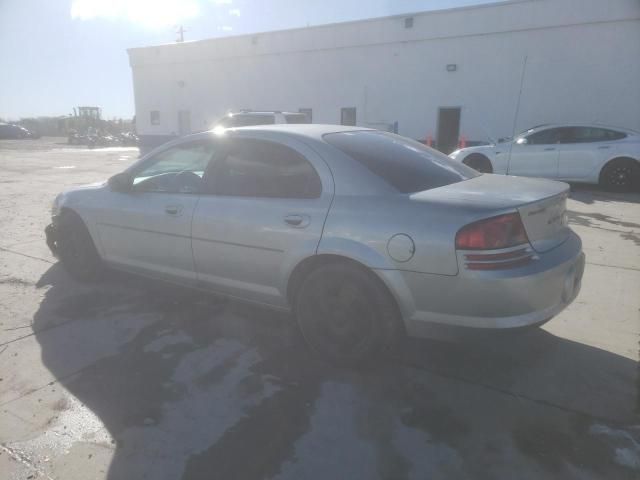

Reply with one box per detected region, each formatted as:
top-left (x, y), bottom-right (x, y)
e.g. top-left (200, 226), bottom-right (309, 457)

top-left (557, 127), bottom-right (622, 181)
top-left (95, 138), bottom-right (217, 284)
top-left (192, 134), bottom-right (334, 307)
top-left (507, 127), bottom-right (562, 179)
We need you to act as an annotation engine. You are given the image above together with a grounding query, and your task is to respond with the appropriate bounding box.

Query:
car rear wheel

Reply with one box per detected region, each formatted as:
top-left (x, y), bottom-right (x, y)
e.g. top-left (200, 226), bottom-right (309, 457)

top-left (294, 263), bottom-right (402, 366)
top-left (600, 158), bottom-right (639, 192)
top-left (57, 211), bottom-right (103, 281)
top-left (463, 154), bottom-right (493, 173)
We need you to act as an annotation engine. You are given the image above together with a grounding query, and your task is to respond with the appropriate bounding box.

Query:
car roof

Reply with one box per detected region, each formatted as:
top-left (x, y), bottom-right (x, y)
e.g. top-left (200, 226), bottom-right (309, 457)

top-left (153, 125), bottom-right (374, 155)
top-left (229, 111), bottom-right (306, 117)
top-left (524, 123), bottom-right (639, 135)
top-left (205, 123), bottom-right (374, 142)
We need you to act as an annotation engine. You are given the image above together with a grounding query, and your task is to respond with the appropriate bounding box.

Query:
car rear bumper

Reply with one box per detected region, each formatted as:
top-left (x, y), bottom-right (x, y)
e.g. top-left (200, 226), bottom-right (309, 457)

top-left (376, 232), bottom-right (584, 336)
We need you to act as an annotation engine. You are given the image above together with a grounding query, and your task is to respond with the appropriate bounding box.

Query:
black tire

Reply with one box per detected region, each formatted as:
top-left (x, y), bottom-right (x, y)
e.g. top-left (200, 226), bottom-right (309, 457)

top-left (463, 154), bottom-right (493, 173)
top-left (57, 212), bottom-right (103, 281)
top-left (599, 158), bottom-right (639, 192)
top-left (294, 262), bottom-right (402, 366)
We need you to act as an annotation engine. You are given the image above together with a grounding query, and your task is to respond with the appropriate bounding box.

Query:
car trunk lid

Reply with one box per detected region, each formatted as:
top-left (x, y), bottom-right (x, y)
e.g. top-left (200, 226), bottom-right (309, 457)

top-left (410, 174), bottom-right (571, 253)
top-left (517, 192), bottom-right (569, 253)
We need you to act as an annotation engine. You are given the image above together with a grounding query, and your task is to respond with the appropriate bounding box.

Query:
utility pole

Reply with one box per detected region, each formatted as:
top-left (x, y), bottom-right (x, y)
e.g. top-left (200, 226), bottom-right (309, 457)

top-left (176, 25), bottom-right (187, 43)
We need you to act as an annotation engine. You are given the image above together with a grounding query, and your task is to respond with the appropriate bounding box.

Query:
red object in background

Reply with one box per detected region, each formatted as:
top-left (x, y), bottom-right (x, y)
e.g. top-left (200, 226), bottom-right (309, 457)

top-left (459, 135), bottom-right (467, 148)
top-left (427, 135), bottom-right (433, 147)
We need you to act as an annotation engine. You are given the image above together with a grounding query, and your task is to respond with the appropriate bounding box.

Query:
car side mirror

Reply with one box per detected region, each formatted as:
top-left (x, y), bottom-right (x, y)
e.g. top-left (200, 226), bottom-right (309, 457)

top-left (108, 172), bottom-right (133, 193)
top-left (516, 137), bottom-right (528, 145)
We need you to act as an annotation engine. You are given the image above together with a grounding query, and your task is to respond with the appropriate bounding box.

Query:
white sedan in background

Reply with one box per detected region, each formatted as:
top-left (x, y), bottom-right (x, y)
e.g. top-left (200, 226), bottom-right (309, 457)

top-left (449, 124), bottom-right (640, 191)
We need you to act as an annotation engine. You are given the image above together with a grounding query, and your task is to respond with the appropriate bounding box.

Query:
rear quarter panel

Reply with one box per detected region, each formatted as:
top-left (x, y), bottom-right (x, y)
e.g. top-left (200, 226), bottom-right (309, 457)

top-left (318, 194), bottom-right (496, 276)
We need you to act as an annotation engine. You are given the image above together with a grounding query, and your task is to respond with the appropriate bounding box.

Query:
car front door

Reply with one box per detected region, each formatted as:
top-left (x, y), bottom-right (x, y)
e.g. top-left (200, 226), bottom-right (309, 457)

top-left (96, 138), bottom-right (217, 283)
top-left (507, 127), bottom-right (562, 179)
top-left (557, 127), bottom-right (622, 181)
top-left (192, 134), bottom-right (334, 307)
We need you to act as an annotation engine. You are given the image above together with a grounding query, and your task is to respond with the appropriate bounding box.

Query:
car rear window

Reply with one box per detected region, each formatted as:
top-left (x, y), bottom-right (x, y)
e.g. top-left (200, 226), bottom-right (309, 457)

top-left (324, 131), bottom-right (479, 193)
top-left (285, 114), bottom-right (309, 124)
top-left (231, 115), bottom-right (276, 127)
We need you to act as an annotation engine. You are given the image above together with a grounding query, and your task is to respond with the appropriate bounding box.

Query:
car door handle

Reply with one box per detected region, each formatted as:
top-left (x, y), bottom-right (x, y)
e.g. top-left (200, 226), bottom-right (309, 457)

top-left (544, 147), bottom-right (556, 151)
top-left (165, 205), bottom-right (183, 215)
top-left (284, 214), bottom-right (310, 228)
top-left (598, 145), bottom-right (610, 149)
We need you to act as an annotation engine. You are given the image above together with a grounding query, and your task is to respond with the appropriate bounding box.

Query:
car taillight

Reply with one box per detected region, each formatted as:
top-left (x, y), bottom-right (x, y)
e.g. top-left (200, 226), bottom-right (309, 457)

top-left (456, 213), bottom-right (534, 270)
top-left (456, 213), bottom-right (529, 250)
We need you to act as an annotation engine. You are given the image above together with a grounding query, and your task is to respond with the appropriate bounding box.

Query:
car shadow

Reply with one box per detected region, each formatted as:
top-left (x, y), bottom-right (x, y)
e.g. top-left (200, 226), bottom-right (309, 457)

top-left (568, 183), bottom-right (640, 205)
top-left (31, 264), bottom-right (639, 479)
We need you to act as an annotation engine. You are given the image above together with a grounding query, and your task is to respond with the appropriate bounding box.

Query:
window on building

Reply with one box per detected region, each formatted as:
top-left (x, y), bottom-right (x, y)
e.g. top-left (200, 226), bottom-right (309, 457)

top-left (341, 107), bottom-right (356, 126)
top-left (230, 114), bottom-right (276, 127)
top-left (150, 110), bottom-right (160, 126)
top-left (286, 113), bottom-right (309, 124)
top-left (298, 108), bottom-right (313, 123)
top-left (205, 139), bottom-right (322, 198)
top-left (178, 110), bottom-right (191, 135)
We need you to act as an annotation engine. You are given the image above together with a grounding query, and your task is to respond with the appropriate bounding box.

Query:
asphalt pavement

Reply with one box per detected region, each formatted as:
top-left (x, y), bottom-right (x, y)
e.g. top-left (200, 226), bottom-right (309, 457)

top-left (0, 138), bottom-right (638, 479)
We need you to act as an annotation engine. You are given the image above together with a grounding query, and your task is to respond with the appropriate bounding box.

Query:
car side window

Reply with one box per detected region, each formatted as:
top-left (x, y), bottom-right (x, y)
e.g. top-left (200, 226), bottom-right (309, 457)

top-left (525, 128), bottom-right (563, 145)
top-left (205, 139), bottom-right (322, 199)
top-left (569, 127), bottom-right (627, 143)
top-left (132, 140), bottom-right (216, 194)
top-left (232, 115), bottom-right (276, 127)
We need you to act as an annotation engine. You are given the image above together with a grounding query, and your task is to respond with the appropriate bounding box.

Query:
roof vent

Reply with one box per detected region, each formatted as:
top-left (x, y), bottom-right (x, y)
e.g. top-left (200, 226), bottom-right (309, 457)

top-left (404, 17), bottom-right (414, 29)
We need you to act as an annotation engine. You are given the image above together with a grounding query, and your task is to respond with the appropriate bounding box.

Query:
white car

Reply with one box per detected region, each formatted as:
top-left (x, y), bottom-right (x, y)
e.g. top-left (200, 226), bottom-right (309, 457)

top-left (449, 124), bottom-right (640, 191)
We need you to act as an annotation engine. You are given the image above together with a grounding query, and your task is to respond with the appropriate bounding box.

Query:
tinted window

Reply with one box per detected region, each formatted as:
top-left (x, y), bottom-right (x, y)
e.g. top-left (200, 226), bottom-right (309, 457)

top-left (324, 131), bottom-right (479, 193)
top-left (231, 115), bottom-right (276, 127)
top-left (298, 108), bottom-right (313, 123)
top-left (132, 140), bottom-right (216, 193)
top-left (524, 128), bottom-right (564, 144)
top-left (285, 113), bottom-right (309, 124)
top-left (207, 139), bottom-right (321, 198)
top-left (568, 127), bottom-right (627, 143)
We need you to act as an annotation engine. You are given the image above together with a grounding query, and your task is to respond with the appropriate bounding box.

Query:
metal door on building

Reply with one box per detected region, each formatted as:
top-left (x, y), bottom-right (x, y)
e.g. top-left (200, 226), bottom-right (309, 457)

top-left (436, 107), bottom-right (461, 154)
top-left (178, 110), bottom-right (191, 136)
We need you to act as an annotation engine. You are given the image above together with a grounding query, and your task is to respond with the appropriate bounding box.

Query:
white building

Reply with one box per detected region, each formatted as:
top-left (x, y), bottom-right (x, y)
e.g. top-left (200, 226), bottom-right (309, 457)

top-left (128, 0), bottom-right (640, 153)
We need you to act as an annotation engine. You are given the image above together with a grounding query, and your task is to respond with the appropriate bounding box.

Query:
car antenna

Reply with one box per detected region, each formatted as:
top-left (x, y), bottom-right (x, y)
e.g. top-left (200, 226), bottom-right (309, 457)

top-left (507, 55), bottom-right (528, 175)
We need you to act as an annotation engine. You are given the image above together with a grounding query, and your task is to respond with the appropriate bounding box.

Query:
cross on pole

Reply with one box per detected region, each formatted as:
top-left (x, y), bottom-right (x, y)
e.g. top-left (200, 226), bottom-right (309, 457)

top-left (176, 25), bottom-right (187, 43)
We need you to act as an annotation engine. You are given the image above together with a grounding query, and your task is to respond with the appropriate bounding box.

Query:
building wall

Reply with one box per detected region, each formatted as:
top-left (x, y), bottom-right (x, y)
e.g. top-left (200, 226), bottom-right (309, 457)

top-left (128, 0), bottom-right (640, 145)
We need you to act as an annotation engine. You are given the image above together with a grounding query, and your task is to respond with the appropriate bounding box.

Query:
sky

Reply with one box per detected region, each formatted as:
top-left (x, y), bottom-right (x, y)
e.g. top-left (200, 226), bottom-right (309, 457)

top-left (0, 0), bottom-right (492, 120)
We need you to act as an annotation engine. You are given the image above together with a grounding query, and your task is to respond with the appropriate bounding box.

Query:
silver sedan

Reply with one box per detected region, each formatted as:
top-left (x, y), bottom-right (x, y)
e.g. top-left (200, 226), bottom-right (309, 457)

top-left (45, 125), bottom-right (585, 363)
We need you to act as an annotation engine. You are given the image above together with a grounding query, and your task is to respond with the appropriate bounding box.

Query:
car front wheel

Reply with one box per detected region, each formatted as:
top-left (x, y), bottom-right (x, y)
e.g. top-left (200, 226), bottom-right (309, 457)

top-left (463, 154), bottom-right (493, 173)
top-left (57, 212), bottom-right (103, 281)
top-left (295, 262), bottom-right (402, 365)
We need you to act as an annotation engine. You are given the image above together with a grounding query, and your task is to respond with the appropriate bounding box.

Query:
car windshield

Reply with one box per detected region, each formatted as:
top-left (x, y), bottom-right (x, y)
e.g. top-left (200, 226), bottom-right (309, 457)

top-left (324, 130), bottom-right (479, 193)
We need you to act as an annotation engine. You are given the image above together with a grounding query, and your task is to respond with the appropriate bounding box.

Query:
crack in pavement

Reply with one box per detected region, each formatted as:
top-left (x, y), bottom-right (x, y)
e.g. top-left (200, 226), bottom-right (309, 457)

top-left (0, 443), bottom-right (56, 480)
top-left (0, 245), bottom-right (54, 264)
top-left (394, 357), bottom-right (628, 426)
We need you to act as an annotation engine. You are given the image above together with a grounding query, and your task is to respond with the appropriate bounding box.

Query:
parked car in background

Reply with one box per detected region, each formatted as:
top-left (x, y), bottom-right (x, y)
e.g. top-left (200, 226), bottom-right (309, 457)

top-left (0, 123), bottom-right (35, 139)
top-left (45, 125), bottom-right (584, 364)
top-left (449, 124), bottom-right (640, 191)
top-left (213, 110), bottom-right (310, 129)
